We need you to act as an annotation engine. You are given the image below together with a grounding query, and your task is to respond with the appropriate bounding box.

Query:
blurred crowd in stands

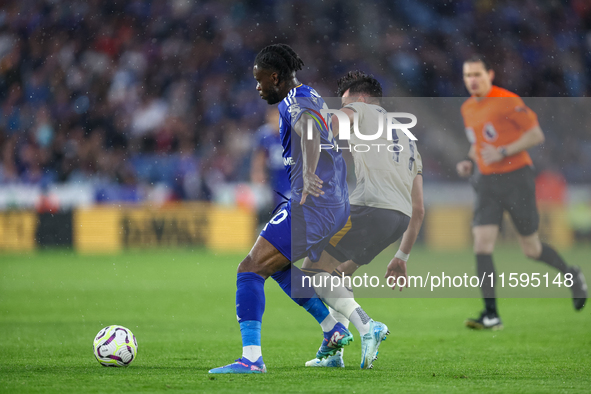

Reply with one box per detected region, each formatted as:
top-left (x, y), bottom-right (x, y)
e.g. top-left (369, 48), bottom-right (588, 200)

top-left (1, 0), bottom-right (590, 204)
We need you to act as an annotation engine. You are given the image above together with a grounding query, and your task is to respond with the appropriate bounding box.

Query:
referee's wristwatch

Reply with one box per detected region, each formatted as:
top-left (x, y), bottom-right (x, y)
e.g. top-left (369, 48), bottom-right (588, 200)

top-left (498, 146), bottom-right (508, 158)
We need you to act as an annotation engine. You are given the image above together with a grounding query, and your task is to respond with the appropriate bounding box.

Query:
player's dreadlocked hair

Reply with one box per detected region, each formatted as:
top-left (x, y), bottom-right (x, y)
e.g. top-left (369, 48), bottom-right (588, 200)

top-left (254, 44), bottom-right (304, 82)
top-left (336, 70), bottom-right (382, 98)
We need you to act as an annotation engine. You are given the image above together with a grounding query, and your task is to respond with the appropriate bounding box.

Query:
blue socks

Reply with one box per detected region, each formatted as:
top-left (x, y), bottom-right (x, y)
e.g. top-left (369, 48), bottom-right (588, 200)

top-left (271, 265), bottom-right (315, 304)
top-left (239, 321), bottom-right (261, 346)
top-left (302, 297), bottom-right (330, 324)
top-left (236, 272), bottom-right (265, 350)
top-left (271, 266), bottom-right (330, 324)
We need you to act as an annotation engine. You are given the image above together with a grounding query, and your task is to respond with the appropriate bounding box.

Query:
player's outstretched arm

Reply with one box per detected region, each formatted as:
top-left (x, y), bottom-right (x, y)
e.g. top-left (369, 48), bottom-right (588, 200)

top-left (294, 112), bottom-right (324, 205)
top-left (385, 174), bottom-right (424, 290)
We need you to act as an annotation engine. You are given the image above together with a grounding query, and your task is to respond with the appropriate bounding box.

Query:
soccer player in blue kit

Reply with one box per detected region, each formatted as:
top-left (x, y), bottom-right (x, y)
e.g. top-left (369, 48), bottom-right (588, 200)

top-left (209, 44), bottom-right (352, 374)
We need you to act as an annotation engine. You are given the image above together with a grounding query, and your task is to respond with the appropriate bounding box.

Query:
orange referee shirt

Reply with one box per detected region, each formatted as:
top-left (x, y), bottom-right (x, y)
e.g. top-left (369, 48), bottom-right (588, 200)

top-left (461, 85), bottom-right (538, 175)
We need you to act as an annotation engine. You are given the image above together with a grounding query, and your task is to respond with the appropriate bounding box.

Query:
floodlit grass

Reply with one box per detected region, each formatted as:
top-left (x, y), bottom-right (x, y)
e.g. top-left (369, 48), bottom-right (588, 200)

top-left (1, 247), bottom-right (590, 393)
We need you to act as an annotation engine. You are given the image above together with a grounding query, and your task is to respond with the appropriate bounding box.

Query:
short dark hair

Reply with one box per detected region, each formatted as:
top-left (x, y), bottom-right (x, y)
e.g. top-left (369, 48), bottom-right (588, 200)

top-left (336, 70), bottom-right (382, 98)
top-left (254, 44), bottom-right (304, 82)
top-left (464, 54), bottom-right (492, 71)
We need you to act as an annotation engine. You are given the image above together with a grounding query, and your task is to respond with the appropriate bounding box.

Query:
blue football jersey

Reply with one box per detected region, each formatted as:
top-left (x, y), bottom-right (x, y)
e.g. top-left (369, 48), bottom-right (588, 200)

top-left (277, 84), bottom-right (348, 207)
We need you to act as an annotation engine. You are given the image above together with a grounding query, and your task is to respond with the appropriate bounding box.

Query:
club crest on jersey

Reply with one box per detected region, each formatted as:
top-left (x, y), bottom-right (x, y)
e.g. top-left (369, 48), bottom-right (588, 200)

top-left (289, 103), bottom-right (302, 118)
top-left (482, 122), bottom-right (498, 142)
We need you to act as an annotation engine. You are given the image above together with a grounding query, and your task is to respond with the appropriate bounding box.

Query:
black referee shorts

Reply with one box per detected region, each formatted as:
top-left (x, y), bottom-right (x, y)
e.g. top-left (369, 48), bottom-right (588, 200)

top-left (472, 165), bottom-right (539, 236)
top-left (324, 205), bottom-right (410, 266)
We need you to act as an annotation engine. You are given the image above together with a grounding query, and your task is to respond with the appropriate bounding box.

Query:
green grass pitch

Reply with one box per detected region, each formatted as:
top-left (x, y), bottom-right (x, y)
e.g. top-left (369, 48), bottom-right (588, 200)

top-left (1, 246), bottom-right (590, 393)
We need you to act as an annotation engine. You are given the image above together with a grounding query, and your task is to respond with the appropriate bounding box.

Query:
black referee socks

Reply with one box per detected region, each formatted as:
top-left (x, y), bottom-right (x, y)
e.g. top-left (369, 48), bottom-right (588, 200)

top-left (536, 243), bottom-right (568, 274)
top-left (476, 253), bottom-right (497, 314)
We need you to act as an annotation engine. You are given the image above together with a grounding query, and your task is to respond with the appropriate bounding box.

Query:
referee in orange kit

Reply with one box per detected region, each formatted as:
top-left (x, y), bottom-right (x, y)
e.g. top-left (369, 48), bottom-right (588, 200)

top-left (456, 55), bottom-right (587, 330)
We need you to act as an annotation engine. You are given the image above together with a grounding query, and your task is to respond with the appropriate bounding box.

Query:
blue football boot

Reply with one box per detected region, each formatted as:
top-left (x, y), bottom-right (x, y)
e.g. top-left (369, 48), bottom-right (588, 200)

top-left (208, 357), bottom-right (267, 374)
top-left (316, 322), bottom-right (354, 359)
top-left (360, 320), bottom-right (389, 369)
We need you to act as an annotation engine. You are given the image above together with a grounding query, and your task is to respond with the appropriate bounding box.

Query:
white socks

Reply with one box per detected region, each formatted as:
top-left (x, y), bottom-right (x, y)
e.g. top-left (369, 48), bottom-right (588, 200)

top-left (329, 306), bottom-right (350, 329)
top-left (319, 314), bottom-right (337, 332)
top-left (312, 272), bottom-right (371, 336)
top-left (242, 345), bottom-right (261, 363)
top-left (348, 307), bottom-right (371, 336)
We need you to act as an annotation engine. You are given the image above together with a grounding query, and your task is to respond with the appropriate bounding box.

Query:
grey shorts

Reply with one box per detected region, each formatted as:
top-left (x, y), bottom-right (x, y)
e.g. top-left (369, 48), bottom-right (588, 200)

top-left (324, 205), bottom-right (410, 266)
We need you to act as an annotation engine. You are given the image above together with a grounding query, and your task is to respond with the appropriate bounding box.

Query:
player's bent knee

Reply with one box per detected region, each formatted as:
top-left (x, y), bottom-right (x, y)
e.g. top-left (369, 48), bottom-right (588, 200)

top-left (237, 255), bottom-right (270, 277)
top-left (237, 252), bottom-right (288, 278)
top-left (237, 255), bottom-right (255, 273)
top-left (338, 260), bottom-right (359, 276)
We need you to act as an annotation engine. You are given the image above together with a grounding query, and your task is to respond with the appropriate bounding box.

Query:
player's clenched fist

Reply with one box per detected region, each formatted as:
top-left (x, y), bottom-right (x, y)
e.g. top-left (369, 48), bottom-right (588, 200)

top-left (456, 160), bottom-right (473, 178)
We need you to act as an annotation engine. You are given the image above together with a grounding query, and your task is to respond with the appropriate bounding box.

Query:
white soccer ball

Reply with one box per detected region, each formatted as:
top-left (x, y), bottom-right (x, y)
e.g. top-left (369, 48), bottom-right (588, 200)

top-left (93, 325), bottom-right (138, 367)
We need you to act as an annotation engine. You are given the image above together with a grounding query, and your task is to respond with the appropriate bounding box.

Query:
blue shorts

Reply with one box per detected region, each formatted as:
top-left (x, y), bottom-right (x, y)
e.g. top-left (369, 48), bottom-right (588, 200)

top-left (260, 199), bottom-right (350, 262)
